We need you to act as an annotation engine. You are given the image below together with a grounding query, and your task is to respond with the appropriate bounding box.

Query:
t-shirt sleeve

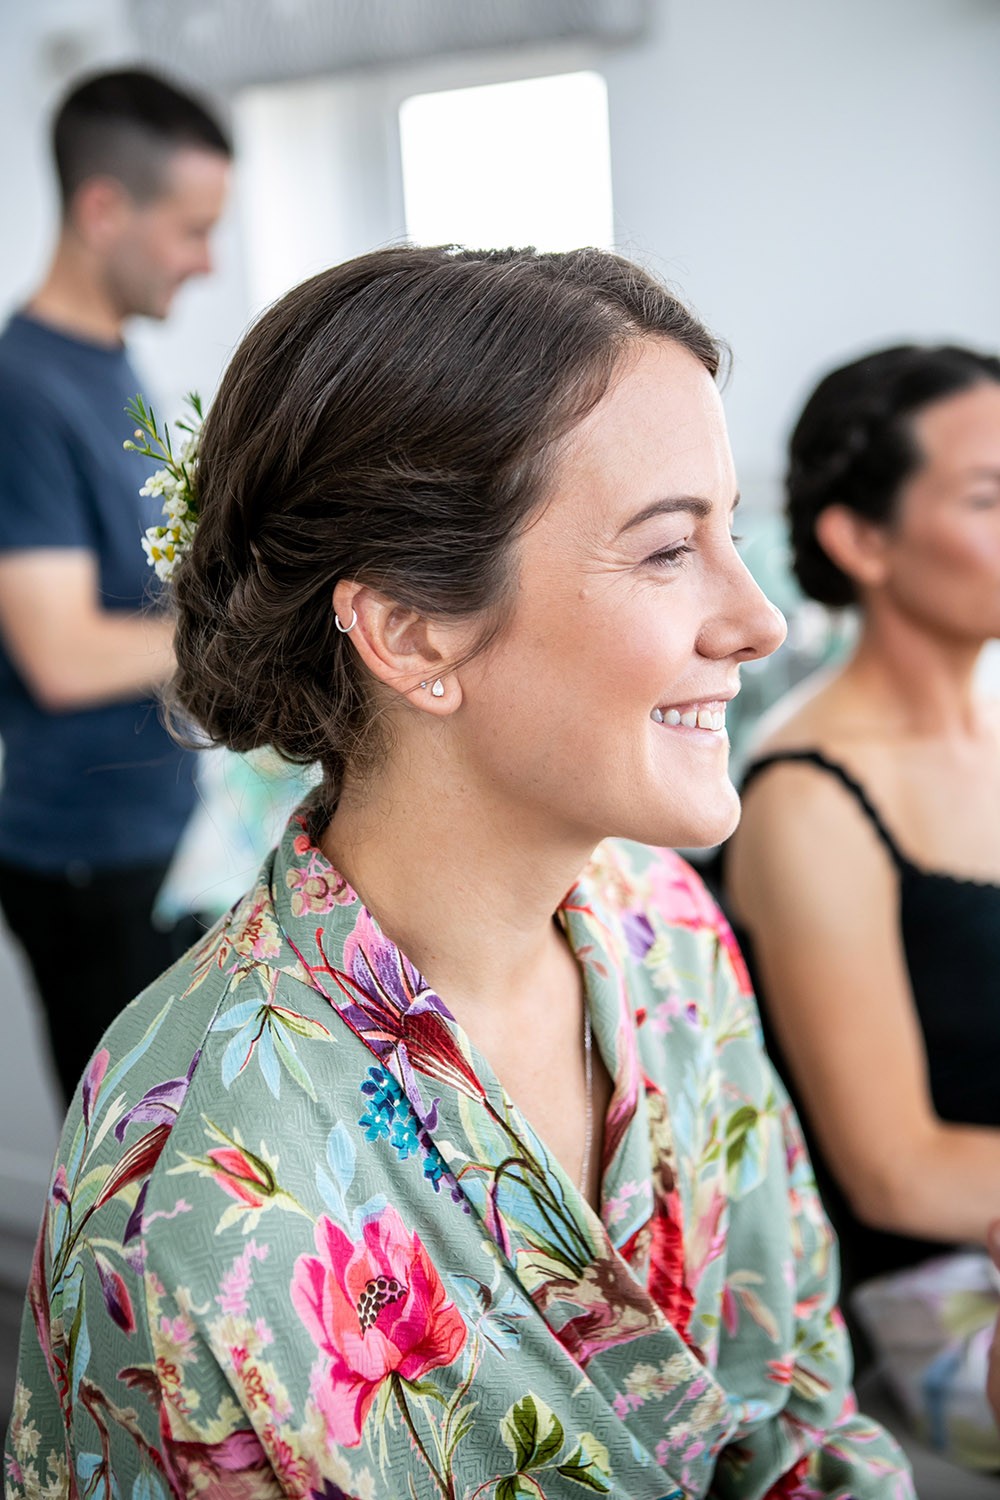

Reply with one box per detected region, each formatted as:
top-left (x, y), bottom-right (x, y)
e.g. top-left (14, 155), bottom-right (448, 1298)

top-left (0, 381), bottom-right (95, 552)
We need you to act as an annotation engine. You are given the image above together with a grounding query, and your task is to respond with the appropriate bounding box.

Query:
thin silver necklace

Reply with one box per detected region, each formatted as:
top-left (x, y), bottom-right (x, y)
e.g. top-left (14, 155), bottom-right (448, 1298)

top-left (579, 1005), bottom-right (594, 1196)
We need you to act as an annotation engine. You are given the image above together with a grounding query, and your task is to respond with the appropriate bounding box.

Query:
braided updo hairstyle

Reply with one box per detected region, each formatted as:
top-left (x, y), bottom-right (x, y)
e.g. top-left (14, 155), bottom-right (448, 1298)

top-left (170, 245), bottom-right (721, 811)
top-left (787, 344), bottom-right (1000, 606)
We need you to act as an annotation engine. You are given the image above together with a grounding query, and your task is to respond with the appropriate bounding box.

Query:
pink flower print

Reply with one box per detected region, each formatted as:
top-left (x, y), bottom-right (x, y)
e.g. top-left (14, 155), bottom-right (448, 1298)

top-left (51, 1164), bottom-right (71, 1208)
top-left (291, 1206), bottom-right (467, 1446)
top-left (604, 1180), bottom-right (640, 1228)
top-left (285, 862), bottom-right (353, 918)
top-left (647, 853), bottom-right (754, 996)
top-left (81, 1047), bottom-right (109, 1127)
top-left (612, 1390), bottom-right (643, 1419)
top-left (217, 1240), bottom-right (270, 1318)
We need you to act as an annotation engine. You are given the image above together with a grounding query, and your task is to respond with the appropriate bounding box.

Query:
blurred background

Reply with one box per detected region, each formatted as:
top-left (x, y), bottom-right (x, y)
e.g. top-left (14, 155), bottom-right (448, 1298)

top-left (1, 0), bottom-right (999, 1425)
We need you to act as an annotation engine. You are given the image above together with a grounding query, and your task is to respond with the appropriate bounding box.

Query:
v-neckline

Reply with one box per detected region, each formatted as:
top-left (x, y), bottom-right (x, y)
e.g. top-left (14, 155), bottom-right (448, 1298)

top-left (270, 815), bottom-right (655, 1253)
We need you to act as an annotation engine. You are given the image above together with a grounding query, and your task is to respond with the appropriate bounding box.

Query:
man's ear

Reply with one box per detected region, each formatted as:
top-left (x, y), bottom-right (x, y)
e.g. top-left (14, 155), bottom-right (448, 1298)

top-left (331, 580), bottom-right (464, 714)
top-left (814, 504), bottom-right (891, 590)
top-left (71, 176), bottom-right (133, 251)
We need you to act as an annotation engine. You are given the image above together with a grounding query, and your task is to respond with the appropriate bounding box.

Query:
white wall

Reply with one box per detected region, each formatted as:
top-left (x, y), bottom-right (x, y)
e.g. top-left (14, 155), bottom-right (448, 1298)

top-left (603, 0), bottom-right (1000, 506)
top-left (2, 0), bottom-right (999, 1260)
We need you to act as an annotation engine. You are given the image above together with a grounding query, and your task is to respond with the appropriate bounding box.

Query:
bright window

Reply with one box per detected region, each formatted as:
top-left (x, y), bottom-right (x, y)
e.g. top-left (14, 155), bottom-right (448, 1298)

top-left (399, 71), bottom-right (614, 252)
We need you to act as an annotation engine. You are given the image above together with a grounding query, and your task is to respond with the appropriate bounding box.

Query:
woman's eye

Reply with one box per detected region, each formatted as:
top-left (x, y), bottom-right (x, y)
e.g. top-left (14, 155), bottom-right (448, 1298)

top-left (968, 494), bottom-right (1000, 510)
top-left (647, 542), bottom-right (694, 569)
top-left (730, 532), bottom-right (745, 547)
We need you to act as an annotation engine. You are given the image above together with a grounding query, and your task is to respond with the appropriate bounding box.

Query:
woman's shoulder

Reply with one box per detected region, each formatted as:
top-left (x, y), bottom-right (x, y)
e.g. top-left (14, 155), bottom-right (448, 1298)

top-left (742, 662), bottom-right (850, 761)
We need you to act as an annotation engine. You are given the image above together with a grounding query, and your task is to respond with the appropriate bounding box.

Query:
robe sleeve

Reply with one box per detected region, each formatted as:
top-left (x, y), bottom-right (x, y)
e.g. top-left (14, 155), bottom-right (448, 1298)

top-left (705, 910), bottom-right (915, 1499)
top-left (2, 1183), bottom-right (292, 1500)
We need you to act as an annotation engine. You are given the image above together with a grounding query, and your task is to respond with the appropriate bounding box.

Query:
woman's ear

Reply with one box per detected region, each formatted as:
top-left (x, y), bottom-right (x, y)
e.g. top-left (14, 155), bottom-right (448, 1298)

top-left (814, 504), bottom-right (891, 590)
top-left (331, 580), bottom-right (464, 714)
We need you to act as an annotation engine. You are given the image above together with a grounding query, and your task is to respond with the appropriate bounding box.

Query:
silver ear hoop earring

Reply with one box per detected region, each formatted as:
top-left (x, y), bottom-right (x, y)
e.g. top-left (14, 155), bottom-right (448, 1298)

top-left (334, 607), bottom-right (357, 634)
top-left (419, 680), bottom-right (445, 698)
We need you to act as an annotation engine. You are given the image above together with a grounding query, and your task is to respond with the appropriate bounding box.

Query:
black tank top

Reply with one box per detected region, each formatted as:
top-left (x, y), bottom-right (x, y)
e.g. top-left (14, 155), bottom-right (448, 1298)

top-left (722, 749), bottom-right (1000, 1308)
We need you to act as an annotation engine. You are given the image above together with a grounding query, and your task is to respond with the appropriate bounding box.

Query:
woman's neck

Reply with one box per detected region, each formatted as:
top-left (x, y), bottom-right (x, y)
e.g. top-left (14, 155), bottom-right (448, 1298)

top-left (320, 741), bottom-right (597, 1021)
top-left (845, 603), bottom-right (988, 741)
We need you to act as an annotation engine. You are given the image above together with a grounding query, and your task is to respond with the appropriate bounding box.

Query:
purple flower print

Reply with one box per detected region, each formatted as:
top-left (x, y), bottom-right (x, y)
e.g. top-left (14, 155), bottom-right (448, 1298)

top-left (332, 909), bottom-right (486, 1109)
top-left (114, 1048), bottom-right (201, 1143)
top-left (622, 910), bottom-right (656, 960)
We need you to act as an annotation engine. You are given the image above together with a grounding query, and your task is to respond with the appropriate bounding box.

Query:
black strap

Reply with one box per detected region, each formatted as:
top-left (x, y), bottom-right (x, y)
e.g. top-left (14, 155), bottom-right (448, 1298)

top-left (740, 749), bottom-right (907, 869)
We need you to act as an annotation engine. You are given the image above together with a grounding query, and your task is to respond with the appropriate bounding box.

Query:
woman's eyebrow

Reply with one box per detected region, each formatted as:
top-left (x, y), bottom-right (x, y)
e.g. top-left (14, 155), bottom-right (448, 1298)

top-left (616, 492), bottom-right (740, 536)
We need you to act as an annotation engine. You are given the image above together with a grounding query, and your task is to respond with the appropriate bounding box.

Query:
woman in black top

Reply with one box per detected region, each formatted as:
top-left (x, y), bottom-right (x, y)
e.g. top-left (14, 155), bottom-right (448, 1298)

top-left (721, 344), bottom-right (1000, 1309)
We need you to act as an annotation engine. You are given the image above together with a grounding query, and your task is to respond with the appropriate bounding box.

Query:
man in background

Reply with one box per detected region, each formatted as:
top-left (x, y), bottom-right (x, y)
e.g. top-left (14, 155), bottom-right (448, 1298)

top-left (0, 69), bottom-right (232, 1103)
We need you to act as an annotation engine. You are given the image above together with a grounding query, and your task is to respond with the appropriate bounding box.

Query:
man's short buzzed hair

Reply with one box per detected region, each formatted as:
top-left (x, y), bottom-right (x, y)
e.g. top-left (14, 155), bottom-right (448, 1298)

top-left (53, 67), bottom-right (232, 211)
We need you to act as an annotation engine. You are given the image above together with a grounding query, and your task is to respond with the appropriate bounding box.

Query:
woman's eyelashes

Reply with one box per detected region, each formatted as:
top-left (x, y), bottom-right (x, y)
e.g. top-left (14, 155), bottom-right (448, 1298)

top-left (646, 541), bottom-right (694, 569)
top-left (645, 530), bottom-right (743, 569)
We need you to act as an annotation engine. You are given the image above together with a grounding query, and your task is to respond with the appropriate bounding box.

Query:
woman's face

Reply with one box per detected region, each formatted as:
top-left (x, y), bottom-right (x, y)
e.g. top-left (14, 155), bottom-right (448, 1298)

top-left (879, 380), bottom-right (1000, 640)
top-left (450, 338), bottom-right (786, 853)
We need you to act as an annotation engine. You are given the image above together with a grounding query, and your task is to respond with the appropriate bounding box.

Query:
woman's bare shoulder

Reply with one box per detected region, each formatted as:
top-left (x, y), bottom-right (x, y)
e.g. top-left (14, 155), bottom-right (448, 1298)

top-left (744, 664), bottom-right (848, 758)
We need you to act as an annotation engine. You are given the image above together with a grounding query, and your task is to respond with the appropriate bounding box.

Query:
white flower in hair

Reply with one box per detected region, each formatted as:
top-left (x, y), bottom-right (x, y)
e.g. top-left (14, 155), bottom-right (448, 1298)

top-left (125, 392), bottom-right (203, 583)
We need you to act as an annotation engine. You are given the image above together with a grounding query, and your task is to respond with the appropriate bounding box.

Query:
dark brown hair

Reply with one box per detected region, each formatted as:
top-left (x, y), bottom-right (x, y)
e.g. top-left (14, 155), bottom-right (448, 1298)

top-left (788, 343), bottom-right (1000, 606)
top-left (172, 245), bottom-right (721, 808)
top-left (53, 68), bottom-right (231, 210)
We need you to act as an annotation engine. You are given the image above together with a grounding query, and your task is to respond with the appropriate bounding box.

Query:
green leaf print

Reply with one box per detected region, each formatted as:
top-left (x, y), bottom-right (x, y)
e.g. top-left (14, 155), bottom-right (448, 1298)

top-left (557, 1433), bottom-right (613, 1493)
top-left (501, 1394), bottom-right (564, 1469)
top-left (724, 1103), bottom-right (759, 1173)
top-left (495, 1477), bottom-right (540, 1500)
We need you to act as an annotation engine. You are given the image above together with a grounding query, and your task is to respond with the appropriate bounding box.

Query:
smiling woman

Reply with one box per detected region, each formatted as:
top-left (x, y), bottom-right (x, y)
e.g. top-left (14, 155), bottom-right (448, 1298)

top-left (5, 247), bottom-right (913, 1500)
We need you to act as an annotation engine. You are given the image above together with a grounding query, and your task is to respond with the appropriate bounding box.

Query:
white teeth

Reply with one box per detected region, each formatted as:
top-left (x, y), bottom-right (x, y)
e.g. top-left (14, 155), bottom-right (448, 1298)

top-left (653, 702), bottom-right (727, 730)
top-left (653, 704), bottom-right (727, 731)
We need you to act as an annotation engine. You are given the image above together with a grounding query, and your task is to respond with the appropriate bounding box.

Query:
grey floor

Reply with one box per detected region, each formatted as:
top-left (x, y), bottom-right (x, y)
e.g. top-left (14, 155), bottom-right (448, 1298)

top-left (856, 1371), bottom-right (1000, 1500)
top-left (1, 1279), bottom-right (23, 1448)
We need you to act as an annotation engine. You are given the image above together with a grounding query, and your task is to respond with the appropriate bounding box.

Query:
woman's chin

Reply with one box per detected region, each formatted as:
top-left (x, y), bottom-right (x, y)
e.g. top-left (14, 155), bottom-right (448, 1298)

top-left (626, 784), bottom-right (741, 853)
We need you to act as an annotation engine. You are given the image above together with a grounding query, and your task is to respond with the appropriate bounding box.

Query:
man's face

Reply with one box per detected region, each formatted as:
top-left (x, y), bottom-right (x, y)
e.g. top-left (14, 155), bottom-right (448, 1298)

top-left (99, 146), bottom-right (231, 321)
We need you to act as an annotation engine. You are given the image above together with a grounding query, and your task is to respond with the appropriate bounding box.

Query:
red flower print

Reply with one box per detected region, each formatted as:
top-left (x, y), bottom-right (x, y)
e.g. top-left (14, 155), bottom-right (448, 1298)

top-left (94, 1252), bottom-right (135, 1334)
top-left (763, 1454), bottom-right (816, 1499)
top-left (291, 1206), bottom-right (466, 1445)
top-left (207, 1145), bottom-right (276, 1208)
top-left (647, 1183), bottom-right (696, 1345)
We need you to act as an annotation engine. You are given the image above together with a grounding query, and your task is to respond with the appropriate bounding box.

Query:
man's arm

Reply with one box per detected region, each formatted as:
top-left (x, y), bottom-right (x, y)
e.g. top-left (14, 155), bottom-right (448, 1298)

top-left (0, 549), bottom-right (175, 711)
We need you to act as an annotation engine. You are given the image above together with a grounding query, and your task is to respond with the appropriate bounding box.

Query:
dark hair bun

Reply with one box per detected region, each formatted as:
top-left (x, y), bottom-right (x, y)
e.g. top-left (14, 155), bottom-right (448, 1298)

top-left (169, 245), bottom-right (721, 804)
top-left (787, 343), bottom-right (1000, 606)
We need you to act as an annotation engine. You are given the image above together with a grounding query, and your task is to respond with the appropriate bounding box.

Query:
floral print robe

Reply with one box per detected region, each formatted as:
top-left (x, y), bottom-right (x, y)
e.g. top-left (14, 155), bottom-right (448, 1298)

top-left (4, 812), bottom-right (913, 1500)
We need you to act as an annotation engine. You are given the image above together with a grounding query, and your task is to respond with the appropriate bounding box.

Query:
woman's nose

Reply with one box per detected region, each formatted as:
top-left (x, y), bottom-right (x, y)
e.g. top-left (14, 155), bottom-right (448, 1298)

top-left (698, 554), bottom-right (787, 663)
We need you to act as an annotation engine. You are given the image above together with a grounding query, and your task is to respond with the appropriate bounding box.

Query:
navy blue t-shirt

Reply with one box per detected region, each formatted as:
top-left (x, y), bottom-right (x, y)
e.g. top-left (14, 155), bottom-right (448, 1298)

top-left (0, 313), bottom-right (196, 872)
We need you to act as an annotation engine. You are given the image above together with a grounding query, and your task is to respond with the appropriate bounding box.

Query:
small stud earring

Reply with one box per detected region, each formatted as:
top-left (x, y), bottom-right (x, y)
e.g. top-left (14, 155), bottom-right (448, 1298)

top-left (419, 679), bottom-right (445, 697)
top-left (334, 607), bottom-right (357, 634)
